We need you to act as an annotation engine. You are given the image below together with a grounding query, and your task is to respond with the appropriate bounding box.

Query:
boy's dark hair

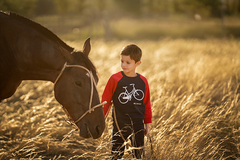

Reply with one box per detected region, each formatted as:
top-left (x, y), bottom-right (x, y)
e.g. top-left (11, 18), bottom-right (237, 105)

top-left (121, 44), bottom-right (142, 63)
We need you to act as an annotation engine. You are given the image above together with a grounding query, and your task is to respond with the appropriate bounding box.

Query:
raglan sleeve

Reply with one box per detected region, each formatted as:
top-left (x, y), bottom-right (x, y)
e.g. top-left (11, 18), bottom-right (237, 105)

top-left (143, 79), bottom-right (152, 124)
top-left (101, 75), bottom-right (116, 119)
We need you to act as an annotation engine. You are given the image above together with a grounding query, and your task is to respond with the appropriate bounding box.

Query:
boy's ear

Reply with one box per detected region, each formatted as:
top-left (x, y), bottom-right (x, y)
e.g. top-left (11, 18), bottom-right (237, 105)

top-left (136, 61), bottom-right (141, 66)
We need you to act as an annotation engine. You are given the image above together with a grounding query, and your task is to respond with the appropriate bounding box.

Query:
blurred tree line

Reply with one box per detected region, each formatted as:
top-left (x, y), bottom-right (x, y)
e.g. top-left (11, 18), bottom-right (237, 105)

top-left (0, 0), bottom-right (239, 18)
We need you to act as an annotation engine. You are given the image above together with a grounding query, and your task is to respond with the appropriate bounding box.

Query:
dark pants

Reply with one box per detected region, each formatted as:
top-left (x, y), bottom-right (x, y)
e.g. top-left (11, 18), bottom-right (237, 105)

top-left (111, 120), bottom-right (144, 159)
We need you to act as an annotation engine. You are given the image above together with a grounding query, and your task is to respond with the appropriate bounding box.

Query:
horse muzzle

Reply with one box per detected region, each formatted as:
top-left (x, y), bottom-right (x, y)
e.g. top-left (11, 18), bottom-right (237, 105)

top-left (79, 121), bottom-right (105, 139)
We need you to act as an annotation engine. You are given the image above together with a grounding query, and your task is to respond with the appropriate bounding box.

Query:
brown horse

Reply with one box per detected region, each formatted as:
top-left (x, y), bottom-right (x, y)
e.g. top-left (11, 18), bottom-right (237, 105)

top-left (0, 12), bottom-right (105, 139)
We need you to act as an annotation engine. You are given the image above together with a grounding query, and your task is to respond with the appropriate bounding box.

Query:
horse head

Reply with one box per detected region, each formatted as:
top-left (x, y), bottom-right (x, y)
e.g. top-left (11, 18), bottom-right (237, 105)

top-left (54, 38), bottom-right (105, 139)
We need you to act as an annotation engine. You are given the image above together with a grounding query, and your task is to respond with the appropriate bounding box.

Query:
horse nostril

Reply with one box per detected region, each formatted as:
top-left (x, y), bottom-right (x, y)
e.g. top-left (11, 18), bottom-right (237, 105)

top-left (96, 125), bottom-right (103, 137)
top-left (96, 125), bottom-right (100, 135)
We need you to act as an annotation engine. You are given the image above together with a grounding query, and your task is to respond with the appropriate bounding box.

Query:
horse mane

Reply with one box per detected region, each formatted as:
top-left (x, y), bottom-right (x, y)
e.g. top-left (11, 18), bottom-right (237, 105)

top-left (9, 12), bottom-right (74, 52)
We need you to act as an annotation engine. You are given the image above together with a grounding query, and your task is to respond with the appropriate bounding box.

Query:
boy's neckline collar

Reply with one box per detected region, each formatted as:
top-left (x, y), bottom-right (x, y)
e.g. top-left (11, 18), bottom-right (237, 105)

top-left (121, 71), bottom-right (139, 78)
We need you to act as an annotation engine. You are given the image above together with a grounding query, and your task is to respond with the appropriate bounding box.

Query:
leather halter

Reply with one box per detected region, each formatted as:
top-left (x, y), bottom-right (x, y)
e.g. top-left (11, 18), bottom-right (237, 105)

top-left (54, 62), bottom-right (106, 131)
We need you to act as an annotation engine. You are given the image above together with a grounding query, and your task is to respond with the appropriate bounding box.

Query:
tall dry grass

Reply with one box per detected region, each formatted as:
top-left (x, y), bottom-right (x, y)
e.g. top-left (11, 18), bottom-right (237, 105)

top-left (0, 39), bottom-right (240, 159)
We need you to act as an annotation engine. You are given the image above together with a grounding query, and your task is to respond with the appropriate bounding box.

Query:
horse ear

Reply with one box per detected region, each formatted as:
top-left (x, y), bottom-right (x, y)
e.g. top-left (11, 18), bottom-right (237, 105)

top-left (82, 38), bottom-right (91, 56)
top-left (58, 45), bottom-right (74, 63)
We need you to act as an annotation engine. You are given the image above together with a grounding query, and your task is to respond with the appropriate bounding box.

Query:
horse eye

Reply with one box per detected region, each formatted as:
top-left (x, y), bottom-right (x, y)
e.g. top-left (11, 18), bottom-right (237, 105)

top-left (75, 81), bottom-right (82, 87)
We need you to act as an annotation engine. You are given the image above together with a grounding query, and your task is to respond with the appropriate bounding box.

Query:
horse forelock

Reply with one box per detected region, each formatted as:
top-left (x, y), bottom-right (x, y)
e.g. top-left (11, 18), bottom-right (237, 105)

top-left (71, 51), bottom-right (97, 75)
top-left (8, 12), bottom-right (73, 52)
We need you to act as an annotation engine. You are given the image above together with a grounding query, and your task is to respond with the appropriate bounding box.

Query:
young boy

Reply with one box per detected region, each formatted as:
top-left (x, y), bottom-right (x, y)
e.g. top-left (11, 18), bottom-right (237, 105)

top-left (101, 44), bottom-right (152, 159)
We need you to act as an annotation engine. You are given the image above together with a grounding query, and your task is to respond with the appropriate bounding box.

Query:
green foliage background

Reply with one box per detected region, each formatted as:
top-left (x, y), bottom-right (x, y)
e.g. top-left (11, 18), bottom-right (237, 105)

top-left (0, 0), bottom-right (240, 17)
top-left (1, 0), bottom-right (240, 40)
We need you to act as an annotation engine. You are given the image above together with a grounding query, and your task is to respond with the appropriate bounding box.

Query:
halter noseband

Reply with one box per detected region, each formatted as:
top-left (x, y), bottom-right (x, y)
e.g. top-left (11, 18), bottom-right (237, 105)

top-left (54, 62), bottom-right (106, 131)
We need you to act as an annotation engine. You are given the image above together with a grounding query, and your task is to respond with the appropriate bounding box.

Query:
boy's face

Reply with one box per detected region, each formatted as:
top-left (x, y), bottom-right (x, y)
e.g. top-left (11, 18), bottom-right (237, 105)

top-left (121, 55), bottom-right (141, 76)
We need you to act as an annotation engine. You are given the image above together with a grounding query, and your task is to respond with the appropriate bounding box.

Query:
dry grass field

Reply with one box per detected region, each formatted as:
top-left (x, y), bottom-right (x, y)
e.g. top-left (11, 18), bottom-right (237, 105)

top-left (0, 38), bottom-right (240, 159)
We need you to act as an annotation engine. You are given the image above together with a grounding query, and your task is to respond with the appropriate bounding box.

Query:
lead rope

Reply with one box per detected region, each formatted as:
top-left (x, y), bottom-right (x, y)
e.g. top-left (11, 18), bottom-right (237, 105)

top-left (112, 106), bottom-right (131, 151)
top-left (54, 62), bottom-right (106, 141)
top-left (112, 106), bottom-right (152, 158)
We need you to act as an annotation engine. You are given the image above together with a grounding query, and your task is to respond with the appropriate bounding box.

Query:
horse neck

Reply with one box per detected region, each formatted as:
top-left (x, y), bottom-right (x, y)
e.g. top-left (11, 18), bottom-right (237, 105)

top-left (1, 14), bottom-right (71, 83)
top-left (17, 43), bottom-right (67, 82)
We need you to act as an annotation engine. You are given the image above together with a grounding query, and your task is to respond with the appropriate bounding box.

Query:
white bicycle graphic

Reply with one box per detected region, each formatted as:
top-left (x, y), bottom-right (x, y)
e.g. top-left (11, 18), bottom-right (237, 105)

top-left (118, 84), bottom-right (144, 104)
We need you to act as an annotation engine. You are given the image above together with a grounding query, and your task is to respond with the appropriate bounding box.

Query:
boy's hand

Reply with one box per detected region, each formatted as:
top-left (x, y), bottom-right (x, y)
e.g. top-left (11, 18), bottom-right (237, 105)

top-left (144, 123), bottom-right (150, 136)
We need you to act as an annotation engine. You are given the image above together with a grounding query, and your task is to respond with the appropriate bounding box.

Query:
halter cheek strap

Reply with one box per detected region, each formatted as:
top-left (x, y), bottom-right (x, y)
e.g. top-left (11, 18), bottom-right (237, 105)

top-left (54, 63), bottom-right (106, 128)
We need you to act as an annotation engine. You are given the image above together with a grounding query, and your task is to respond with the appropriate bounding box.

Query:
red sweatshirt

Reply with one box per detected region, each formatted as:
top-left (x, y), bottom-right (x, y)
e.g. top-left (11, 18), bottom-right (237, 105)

top-left (101, 71), bottom-right (152, 124)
